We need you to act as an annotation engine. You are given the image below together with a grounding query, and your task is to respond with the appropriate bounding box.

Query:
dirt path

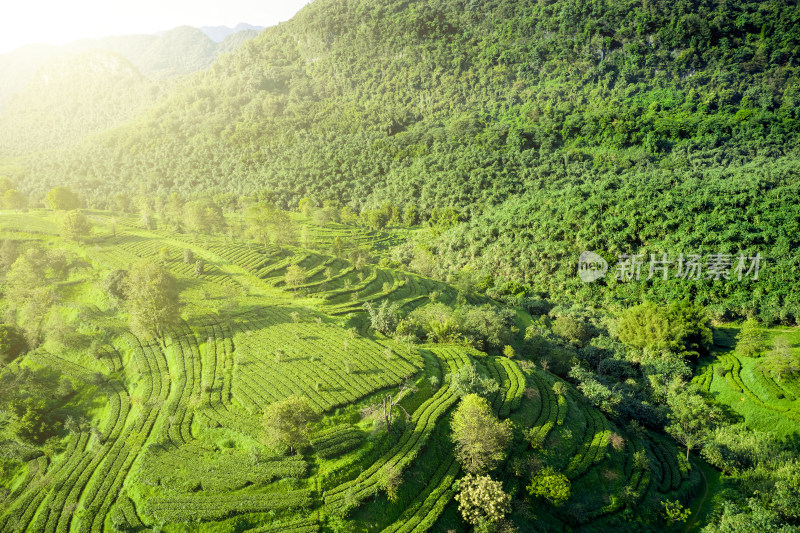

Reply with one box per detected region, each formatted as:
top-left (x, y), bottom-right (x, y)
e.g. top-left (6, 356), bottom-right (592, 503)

top-left (684, 461), bottom-right (710, 533)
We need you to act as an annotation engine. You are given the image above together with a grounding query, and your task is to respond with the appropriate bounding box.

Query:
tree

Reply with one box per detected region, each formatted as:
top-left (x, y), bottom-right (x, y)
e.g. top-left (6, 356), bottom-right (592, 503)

top-left (271, 210), bottom-right (297, 247)
top-left (735, 318), bottom-right (766, 357)
top-left (244, 202), bottom-right (275, 249)
top-left (124, 260), bottom-right (181, 344)
top-left (0, 324), bottom-right (27, 365)
top-left (0, 239), bottom-right (20, 275)
top-left (47, 187), bottom-right (80, 211)
top-left (661, 500), bottom-right (691, 524)
top-left (448, 363), bottom-right (500, 398)
top-left (364, 300), bottom-right (400, 336)
top-left (184, 201), bottom-right (225, 233)
top-left (665, 385), bottom-right (723, 460)
top-left (503, 345), bottom-right (515, 358)
top-left (0, 176), bottom-right (14, 195)
top-left (403, 204), bottom-right (419, 226)
top-left (760, 337), bottom-right (799, 381)
top-left (551, 315), bottom-right (592, 347)
top-left (262, 395), bottom-right (320, 454)
top-left (617, 300), bottom-right (711, 358)
top-left (183, 248), bottom-right (194, 264)
top-left (383, 464), bottom-right (403, 502)
top-left (60, 211), bottom-right (92, 242)
top-left (114, 194), bottom-right (132, 213)
top-left (455, 474), bottom-right (511, 526)
top-left (285, 264), bottom-right (307, 294)
top-left (3, 189), bottom-right (27, 210)
top-left (527, 467), bottom-right (571, 506)
top-left (451, 394), bottom-right (512, 474)
top-left (378, 382), bottom-right (415, 434)
top-left (298, 197), bottom-right (314, 218)
top-left (103, 269), bottom-right (128, 301)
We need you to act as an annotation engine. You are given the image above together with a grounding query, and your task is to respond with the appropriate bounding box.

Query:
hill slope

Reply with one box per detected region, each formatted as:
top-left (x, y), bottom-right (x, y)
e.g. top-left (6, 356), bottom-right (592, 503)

top-left (8, 0), bottom-right (800, 320)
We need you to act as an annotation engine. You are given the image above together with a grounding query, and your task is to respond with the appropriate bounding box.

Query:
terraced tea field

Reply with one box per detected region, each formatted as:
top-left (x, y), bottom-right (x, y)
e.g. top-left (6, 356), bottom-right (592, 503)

top-left (0, 210), bottom-right (703, 531)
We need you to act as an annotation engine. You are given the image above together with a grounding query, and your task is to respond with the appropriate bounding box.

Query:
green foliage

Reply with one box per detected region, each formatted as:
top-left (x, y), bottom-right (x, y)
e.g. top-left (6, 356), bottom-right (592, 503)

top-left (661, 500), bottom-right (691, 525)
top-left (285, 264), bottom-right (307, 293)
top-left (759, 337), bottom-right (800, 381)
top-left (124, 259), bottom-right (181, 342)
top-left (665, 385), bottom-right (725, 460)
top-left (527, 466), bottom-right (571, 507)
top-left (451, 394), bottom-right (512, 474)
top-left (3, 189), bottom-right (27, 210)
top-left (103, 269), bottom-right (128, 300)
top-left (60, 210), bottom-right (92, 242)
top-left (735, 318), bottom-right (767, 357)
top-left (551, 315), bottom-right (592, 348)
top-left (454, 474), bottom-right (511, 526)
top-left (183, 200), bottom-right (225, 233)
top-left (617, 301), bottom-right (712, 358)
top-left (47, 187), bottom-right (80, 211)
top-left (447, 362), bottom-right (499, 399)
top-left (0, 324), bottom-right (27, 365)
top-left (363, 300), bottom-right (400, 336)
top-left (262, 395), bottom-right (320, 455)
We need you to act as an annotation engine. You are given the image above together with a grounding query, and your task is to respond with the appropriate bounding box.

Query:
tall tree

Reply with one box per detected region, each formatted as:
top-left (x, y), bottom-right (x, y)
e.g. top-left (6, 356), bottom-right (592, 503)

top-left (451, 394), bottom-right (512, 474)
top-left (47, 187), bottom-right (80, 211)
top-left (124, 260), bottom-right (181, 345)
top-left (454, 474), bottom-right (511, 527)
top-left (285, 264), bottom-right (307, 294)
top-left (60, 211), bottom-right (92, 242)
top-left (665, 385), bottom-right (724, 460)
top-left (760, 337), bottom-right (799, 381)
top-left (735, 318), bottom-right (766, 357)
top-left (262, 395), bottom-right (319, 455)
top-left (3, 189), bottom-right (27, 210)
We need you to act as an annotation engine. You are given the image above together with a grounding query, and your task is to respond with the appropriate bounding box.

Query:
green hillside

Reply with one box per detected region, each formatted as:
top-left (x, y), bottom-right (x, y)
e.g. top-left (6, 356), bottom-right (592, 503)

top-left (6, 0), bottom-right (800, 320)
top-left (0, 208), bottom-right (710, 532)
top-left (1, 0), bottom-right (800, 531)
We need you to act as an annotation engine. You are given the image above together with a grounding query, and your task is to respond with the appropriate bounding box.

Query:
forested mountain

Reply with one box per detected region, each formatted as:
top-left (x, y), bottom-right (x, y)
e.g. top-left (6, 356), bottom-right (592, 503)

top-left (7, 0), bottom-right (800, 320)
top-left (200, 23), bottom-right (266, 42)
top-left (0, 51), bottom-right (160, 154)
top-left (0, 24), bottom-right (263, 110)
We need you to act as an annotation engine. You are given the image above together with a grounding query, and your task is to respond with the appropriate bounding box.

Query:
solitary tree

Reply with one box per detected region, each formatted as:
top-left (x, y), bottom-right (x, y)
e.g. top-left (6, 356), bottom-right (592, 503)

top-left (3, 189), bottom-right (27, 210)
top-left (60, 211), bottom-right (92, 242)
top-left (454, 474), bottom-right (511, 526)
top-left (665, 385), bottom-right (723, 460)
top-left (262, 395), bottom-right (320, 454)
top-left (451, 394), bottom-right (512, 474)
top-left (448, 363), bottom-right (500, 398)
top-left (285, 265), bottom-right (307, 294)
top-left (47, 187), bottom-right (80, 211)
top-left (114, 194), bottom-right (132, 213)
top-left (735, 318), bottom-right (766, 357)
top-left (364, 300), bottom-right (400, 336)
top-left (244, 202), bottom-right (275, 249)
top-left (527, 467), bottom-right (571, 506)
top-left (760, 337), bottom-right (799, 381)
top-left (124, 260), bottom-right (181, 345)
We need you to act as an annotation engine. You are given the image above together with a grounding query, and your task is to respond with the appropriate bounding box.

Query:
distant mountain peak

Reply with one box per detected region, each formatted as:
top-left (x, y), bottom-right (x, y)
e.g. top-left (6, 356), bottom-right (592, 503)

top-left (200, 23), bottom-right (265, 42)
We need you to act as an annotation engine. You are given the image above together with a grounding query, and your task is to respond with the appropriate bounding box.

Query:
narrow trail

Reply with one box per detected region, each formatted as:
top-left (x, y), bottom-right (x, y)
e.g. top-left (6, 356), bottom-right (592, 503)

top-left (684, 461), bottom-right (710, 533)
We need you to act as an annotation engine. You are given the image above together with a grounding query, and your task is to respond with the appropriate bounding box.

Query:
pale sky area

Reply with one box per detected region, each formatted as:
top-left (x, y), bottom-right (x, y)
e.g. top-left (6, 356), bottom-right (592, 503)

top-left (0, 0), bottom-right (312, 53)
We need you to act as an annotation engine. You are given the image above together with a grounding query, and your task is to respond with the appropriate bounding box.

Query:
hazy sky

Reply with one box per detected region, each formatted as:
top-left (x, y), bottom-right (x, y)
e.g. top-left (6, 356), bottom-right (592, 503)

top-left (0, 0), bottom-right (312, 53)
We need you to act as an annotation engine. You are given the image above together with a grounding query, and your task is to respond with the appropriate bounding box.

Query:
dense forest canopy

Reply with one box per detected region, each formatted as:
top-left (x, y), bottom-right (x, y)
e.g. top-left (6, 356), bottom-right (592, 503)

top-left (7, 0), bottom-right (797, 321)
